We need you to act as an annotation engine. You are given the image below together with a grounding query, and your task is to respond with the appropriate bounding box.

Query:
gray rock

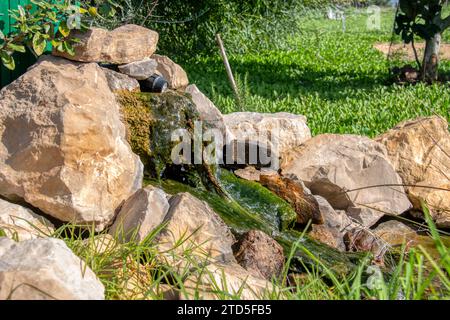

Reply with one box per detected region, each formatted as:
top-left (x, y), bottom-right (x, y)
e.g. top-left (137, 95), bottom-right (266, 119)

top-left (233, 230), bottom-right (285, 280)
top-left (118, 58), bottom-right (158, 80)
top-left (110, 186), bottom-right (170, 243)
top-left (0, 238), bottom-right (104, 300)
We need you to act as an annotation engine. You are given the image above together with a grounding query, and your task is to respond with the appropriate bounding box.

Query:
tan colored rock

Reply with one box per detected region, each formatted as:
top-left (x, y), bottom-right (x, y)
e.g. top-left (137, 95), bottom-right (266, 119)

top-left (259, 173), bottom-right (322, 224)
top-left (182, 262), bottom-right (277, 300)
top-left (0, 238), bottom-right (104, 300)
top-left (0, 198), bottom-right (54, 241)
top-left (234, 166), bottom-right (262, 182)
top-left (102, 68), bottom-right (140, 92)
top-left (234, 230), bottom-right (285, 280)
top-left (0, 56), bottom-right (143, 231)
top-left (82, 234), bottom-right (118, 255)
top-left (375, 116), bottom-right (450, 227)
top-left (153, 54), bottom-right (189, 89)
top-left (373, 220), bottom-right (417, 246)
top-left (224, 112), bottom-right (312, 165)
top-left (282, 134), bottom-right (412, 227)
top-left (156, 193), bottom-right (236, 265)
top-left (53, 25), bottom-right (159, 64)
top-left (109, 186), bottom-right (170, 243)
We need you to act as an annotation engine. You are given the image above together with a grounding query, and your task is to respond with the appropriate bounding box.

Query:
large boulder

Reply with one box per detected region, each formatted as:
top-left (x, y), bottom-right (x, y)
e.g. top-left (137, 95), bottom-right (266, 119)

top-left (0, 238), bottom-right (104, 300)
top-left (375, 116), bottom-right (450, 227)
top-left (224, 112), bottom-right (312, 166)
top-left (156, 192), bottom-right (236, 265)
top-left (0, 198), bottom-right (54, 241)
top-left (233, 230), bottom-right (285, 280)
top-left (109, 186), bottom-right (170, 243)
top-left (0, 56), bottom-right (143, 231)
top-left (53, 25), bottom-right (159, 64)
top-left (182, 262), bottom-right (276, 300)
top-left (153, 54), bottom-right (189, 89)
top-left (282, 134), bottom-right (412, 227)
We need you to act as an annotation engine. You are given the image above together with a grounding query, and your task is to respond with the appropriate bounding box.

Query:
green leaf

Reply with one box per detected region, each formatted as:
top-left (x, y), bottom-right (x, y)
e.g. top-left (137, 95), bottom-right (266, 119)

top-left (7, 43), bottom-right (26, 53)
top-left (58, 21), bottom-right (71, 38)
top-left (32, 33), bottom-right (46, 56)
top-left (63, 41), bottom-right (75, 56)
top-left (18, 5), bottom-right (26, 18)
top-left (0, 52), bottom-right (16, 70)
top-left (0, 30), bottom-right (5, 41)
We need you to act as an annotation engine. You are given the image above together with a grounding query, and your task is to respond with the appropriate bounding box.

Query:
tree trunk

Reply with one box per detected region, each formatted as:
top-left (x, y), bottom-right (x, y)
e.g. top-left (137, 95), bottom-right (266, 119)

top-left (422, 33), bottom-right (441, 82)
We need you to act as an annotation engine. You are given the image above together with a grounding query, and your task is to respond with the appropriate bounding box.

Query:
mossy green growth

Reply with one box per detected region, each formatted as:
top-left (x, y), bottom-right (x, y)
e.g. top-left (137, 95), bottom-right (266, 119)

top-left (146, 168), bottom-right (360, 276)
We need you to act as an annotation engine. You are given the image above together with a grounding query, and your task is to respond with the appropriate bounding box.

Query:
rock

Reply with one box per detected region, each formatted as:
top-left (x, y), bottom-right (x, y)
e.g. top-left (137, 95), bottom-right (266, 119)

top-left (233, 230), bottom-right (285, 280)
top-left (0, 238), bottom-right (104, 300)
top-left (186, 84), bottom-right (226, 134)
top-left (153, 54), bottom-right (189, 89)
top-left (182, 262), bottom-right (276, 300)
top-left (259, 173), bottom-right (322, 224)
top-left (109, 186), bottom-right (170, 243)
top-left (0, 198), bottom-right (54, 241)
top-left (234, 166), bottom-right (262, 182)
top-left (375, 116), bottom-right (450, 227)
top-left (224, 112), bottom-right (312, 166)
top-left (0, 56), bottom-right (143, 231)
top-left (118, 58), bottom-right (158, 81)
top-left (309, 224), bottom-right (346, 251)
top-left (345, 220), bottom-right (417, 259)
top-left (282, 134), bottom-right (412, 227)
top-left (53, 25), bottom-right (159, 64)
top-left (315, 195), bottom-right (352, 232)
top-left (156, 193), bottom-right (236, 265)
top-left (102, 67), bottom-right (140, 92)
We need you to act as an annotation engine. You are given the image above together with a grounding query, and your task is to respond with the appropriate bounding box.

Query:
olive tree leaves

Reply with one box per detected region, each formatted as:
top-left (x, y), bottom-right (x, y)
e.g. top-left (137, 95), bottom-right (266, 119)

top-left (0, 0), bottom-right (118, 70)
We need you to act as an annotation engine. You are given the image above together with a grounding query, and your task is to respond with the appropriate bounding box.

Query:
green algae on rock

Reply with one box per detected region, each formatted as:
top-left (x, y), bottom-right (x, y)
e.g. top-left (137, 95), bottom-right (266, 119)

top-left (146, 169), bottom-right (360, 276)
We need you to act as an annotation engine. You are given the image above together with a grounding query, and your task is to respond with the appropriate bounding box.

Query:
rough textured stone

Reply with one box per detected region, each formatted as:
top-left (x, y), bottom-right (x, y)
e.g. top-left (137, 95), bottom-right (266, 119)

top-left (153, 54), bottom-right (189, 89)
top-left (0, 198), bottom-right (54, 241)
top-left (375, 116), bottom-right (450, 227)
top-left (309, 224), bottom-right (346, 251)
top-left (182, 262), bottom-right (275, 300)
top-left (102, 67), bottom-right (140, 92)
top-left (224, 112), bottom-right (312, 163)
top-left (118, 58), bottom-right (158, 81)
top-left (234, 166), bottom-right (262, 182)
top-left (282, 134), bottom-right (412, 227)
top-left (156, 193), bottom-right (236, 264)
top-left (110, 186), bottom-right (170, 243)
top-left (345, 220), bottom-right (417, 259)
top-left (0, 238), bottom-right (104, 300)
top-left (186, 84), bottom-right (226, 135)
top-left (53, 25), bottom-right (159, 64)
top-left (82, 234), bottom-right (118, 255)
top-left (0, 56), bottom-right (143, 231)
top-left (233, 230), bottom-right (285, 280)
top-left (259, 173), bottom-right (322, 224)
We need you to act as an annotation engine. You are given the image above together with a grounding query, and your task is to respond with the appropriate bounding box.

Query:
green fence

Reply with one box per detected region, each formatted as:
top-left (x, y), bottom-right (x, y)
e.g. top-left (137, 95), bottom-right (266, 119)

top-left (0, 0), bottom-right (37, 88)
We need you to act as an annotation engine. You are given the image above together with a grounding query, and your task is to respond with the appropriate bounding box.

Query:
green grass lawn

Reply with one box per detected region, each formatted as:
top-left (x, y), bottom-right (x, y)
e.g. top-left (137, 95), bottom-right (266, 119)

top-left (182, 7), bottom-right (450, 137)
